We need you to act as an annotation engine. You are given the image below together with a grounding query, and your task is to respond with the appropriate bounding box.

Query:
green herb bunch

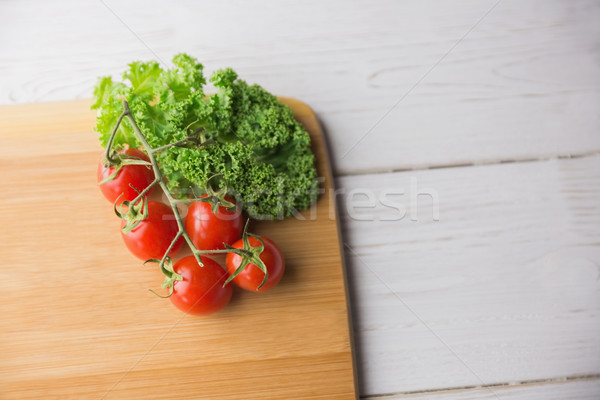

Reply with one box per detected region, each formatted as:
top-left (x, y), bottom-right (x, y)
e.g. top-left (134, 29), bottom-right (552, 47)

top-left (92, 53), bottom-right (318, 219)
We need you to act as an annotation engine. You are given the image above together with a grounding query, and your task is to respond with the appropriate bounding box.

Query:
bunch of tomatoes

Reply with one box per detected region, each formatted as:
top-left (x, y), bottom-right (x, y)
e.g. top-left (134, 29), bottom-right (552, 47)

top-left (97, 148), bottom-right (285, 316)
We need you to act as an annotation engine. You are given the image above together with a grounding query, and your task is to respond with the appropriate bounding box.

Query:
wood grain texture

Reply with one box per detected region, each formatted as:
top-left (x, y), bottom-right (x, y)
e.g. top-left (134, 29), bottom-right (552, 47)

top-left (1, 0), bottom-right (599, 174)
top-left (362, 378), bottom-right (600, 400)
top-left (0, 99), bottom-right (358, 399)
top-left (338, 156), bottom-right (600, 395)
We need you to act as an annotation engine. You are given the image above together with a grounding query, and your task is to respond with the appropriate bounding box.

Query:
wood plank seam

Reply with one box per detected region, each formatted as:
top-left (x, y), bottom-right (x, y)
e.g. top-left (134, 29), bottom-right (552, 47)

top-left (359, 374), bottom-right (600, 400)
top-left (335, 150), bottom-right (600, 178)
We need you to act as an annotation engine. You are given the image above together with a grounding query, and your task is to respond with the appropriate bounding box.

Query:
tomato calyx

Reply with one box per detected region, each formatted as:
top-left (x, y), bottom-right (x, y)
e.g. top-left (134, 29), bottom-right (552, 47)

top-left (98, 149), bottom-right (153, 186)
top-left (146, 257), bottom-right (183, 298)
top-left (196, 174), bottom-right (237, 214)
top-left (114, 195), bottom-right (149, 234)
top-left (223, 221), bottom-right (269, 289)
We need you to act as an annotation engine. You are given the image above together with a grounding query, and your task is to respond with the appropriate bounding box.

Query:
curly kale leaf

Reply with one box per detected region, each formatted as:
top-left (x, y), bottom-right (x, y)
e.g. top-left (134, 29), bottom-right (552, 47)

top-left (123, 61), bottom-right (162, 98)
top-left (157, 53), bottom-right (206, 106)
top-left (92, 54), bottom-right (318, 219)
top-left (92, 76), bottom-right (136, 148)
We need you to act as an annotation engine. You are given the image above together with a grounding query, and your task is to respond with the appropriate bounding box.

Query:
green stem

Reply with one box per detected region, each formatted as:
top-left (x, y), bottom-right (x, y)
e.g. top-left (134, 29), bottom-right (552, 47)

top-left (104, 100), bottom-right (205, 268)
top-left (121, 103), bottom-right (204, 268)
top-left (129, 178), bottom-right (160, 207)
top-left (104, 111), bottom-right (126, 165)
top-left (196, 249), bottom-right (231, 255)
top-left (160, 231), bottom-right (183, 267)
top-left (195, 248), bottom-right (253, 258)
top-left (149, 137), bottom-right (194, 154)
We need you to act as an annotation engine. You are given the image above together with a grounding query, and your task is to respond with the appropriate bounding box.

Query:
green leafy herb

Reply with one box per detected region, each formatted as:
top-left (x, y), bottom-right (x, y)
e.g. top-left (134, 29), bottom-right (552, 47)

top-left (92, 53), bottom-right (318, 219)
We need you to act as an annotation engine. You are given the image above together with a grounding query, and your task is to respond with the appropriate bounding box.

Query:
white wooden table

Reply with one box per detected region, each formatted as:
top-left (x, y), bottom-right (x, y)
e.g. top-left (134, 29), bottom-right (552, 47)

top-left (2, 0), bottom-right (599, 398)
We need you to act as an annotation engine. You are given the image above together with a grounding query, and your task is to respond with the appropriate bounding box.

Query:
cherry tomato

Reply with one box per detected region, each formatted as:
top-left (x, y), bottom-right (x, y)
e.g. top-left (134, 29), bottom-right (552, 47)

top-left (121, 201), bottom-right (182, 260)
top-left (97, 148), bottom-right (154, 204)
top-left (185, 195), bottom-right (243, 251)
top-left (170, 256), bottom-right (233, 316)
top-left (226, 236), bottom-right (285, 292)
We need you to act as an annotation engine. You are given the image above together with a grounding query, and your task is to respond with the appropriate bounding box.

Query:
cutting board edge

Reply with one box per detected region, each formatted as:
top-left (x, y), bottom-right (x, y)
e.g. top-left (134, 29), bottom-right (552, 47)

top-left (281, 96), bottom-right (361, 399)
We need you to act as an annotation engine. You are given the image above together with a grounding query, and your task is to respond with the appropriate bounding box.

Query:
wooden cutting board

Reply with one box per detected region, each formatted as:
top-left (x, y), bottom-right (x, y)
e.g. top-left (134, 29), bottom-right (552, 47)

top-left (0, 98), bottom-right (358, 399)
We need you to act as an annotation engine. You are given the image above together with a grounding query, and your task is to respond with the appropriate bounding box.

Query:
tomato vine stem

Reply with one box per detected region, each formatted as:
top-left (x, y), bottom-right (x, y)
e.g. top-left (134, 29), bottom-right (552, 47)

top-left (128, 178), bottom-right (160, 208)
top-left (149, 137), bottom-right (194, 154)
top-left (102, 100), bottom-right (269, 292)
top-left (105, 100), bottom-right (205, 268)
top-left (160, 231), bottom-right (183, 267)
top-left (103, 112), bottom-right (126, 165)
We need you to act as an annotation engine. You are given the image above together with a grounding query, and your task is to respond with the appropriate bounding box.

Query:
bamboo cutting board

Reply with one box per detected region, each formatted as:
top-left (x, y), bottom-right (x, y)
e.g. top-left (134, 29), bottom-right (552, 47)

top-left (0, 98), bottom-right (358, 399)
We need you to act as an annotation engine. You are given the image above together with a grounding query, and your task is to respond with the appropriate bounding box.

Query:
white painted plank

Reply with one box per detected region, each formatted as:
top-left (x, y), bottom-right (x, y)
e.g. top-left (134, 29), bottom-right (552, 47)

top-left (1, 0), bottom-right (599, 173)
top-left (361, 378), bottom-right (600, 400)
top-left (338, 155), bottom-right (600, 395)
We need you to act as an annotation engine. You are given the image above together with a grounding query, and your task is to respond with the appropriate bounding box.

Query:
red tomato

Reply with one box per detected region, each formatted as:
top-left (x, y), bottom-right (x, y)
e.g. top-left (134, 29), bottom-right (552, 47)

top-left (226, 236), bottom-right (285, 292)
top-left (170, 256), bottom-right (233, 316)
top-left (121, 201), bottom-right (182, 260)
top-left (97, 148), bottom-right (154, 204)
top-left (185, 195), bottom-right (243, 251)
